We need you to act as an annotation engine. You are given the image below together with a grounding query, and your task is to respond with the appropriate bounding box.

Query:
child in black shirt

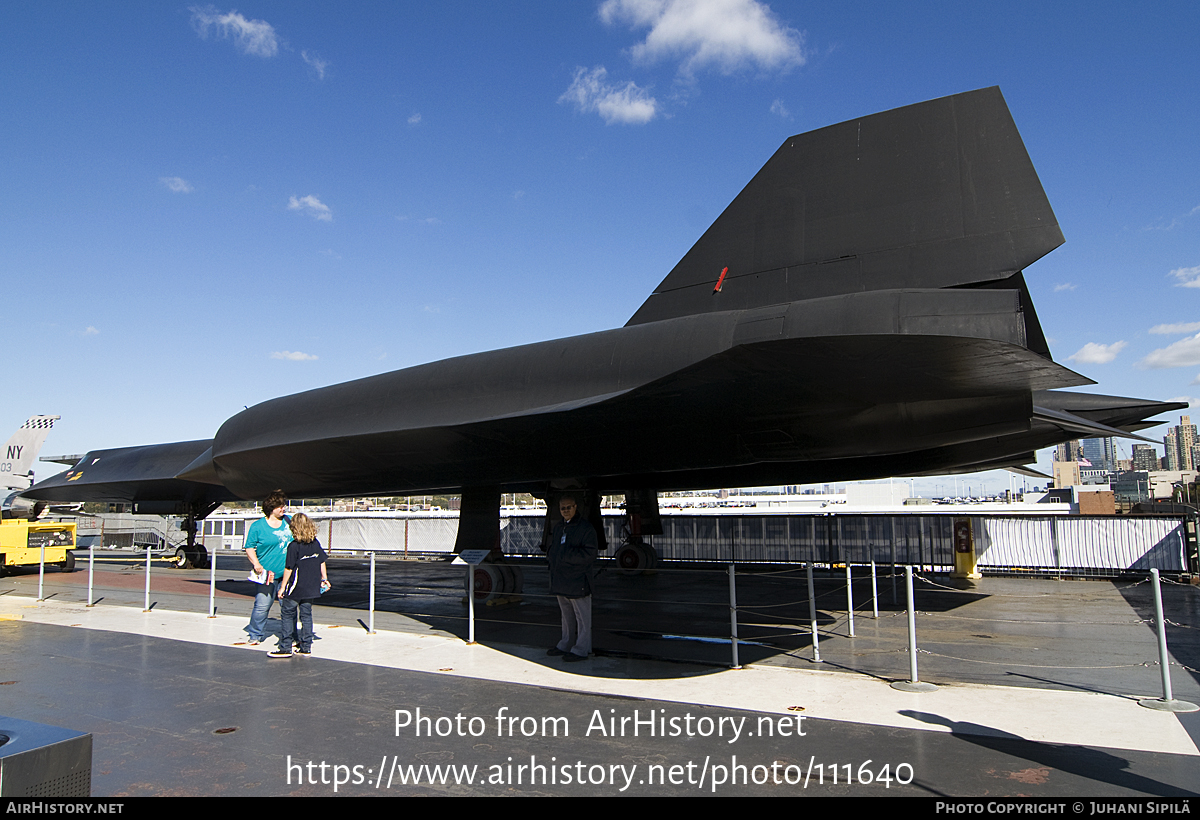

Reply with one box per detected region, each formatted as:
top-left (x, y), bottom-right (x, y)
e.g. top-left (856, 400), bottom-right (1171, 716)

top-left (270, 513), bottom-right (330, 658)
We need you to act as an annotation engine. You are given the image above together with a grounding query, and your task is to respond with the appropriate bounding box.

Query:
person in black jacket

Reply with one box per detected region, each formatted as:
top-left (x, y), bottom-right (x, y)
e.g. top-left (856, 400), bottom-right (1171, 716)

top-left (546, 494), bottom-right (597, 662)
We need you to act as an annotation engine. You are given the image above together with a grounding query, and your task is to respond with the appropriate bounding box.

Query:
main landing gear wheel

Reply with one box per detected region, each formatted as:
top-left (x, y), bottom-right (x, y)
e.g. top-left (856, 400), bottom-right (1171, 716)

top-left (174, 547), bottom-right (192, 569)
top-left (468, 564), bottom-right (502, 602)
top-left (495, 563), bottom-right (524, 594)
top-left (615, 541), bottom-right (659, 575)
top-left (463, 562), bottom-right (524, 603)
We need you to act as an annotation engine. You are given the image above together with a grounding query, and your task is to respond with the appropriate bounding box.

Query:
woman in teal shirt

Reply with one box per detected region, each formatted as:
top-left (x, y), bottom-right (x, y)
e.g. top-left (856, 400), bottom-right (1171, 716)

top-left (244, 490), bottom-right (293, 645)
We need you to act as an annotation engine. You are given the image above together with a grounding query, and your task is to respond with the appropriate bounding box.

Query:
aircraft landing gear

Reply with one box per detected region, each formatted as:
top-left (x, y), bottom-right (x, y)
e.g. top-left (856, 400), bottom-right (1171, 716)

top-left (615, 489), bottom-right (662, 576)
top-left (464, 561), bottom-right (525, 604)
top-left (456, 485), bottom-right (526, 605)
top-left (173, 501), bottom-right (219, 570)
top-left (615, 537), bottom-right (659, 575)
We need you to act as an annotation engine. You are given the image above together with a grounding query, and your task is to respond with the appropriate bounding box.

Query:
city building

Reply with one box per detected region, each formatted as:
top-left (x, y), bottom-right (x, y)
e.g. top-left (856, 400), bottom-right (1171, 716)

top-left (1054, 440), bottom-right (1082, 463)
top-left (1080, 437), bottom-right (1116, 472)
top-left (1132, 444), bottom-right (1159, 473)
top-left (1053, 461), bottom-right (1081, 489)
top-left (1164, 416), bottom-right (1198, 472)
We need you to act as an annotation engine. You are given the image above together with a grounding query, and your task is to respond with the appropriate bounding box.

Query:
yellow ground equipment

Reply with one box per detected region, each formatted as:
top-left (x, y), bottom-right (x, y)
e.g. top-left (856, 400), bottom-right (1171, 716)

top-left (0, 519), bottom-right (77, 574)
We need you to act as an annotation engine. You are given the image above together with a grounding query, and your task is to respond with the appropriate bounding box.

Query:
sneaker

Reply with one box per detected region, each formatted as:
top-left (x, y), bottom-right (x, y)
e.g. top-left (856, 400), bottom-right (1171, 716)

top-left (247, 640), bottom-right (261, 646)
top-left (267, 649), bottom-right (293, 659)
top-left (562, 652), bottom-right (588, 663)
top-left (546, 647), bottom-right (566, 656)
top-left (295, 649), bottom-right (311, 656)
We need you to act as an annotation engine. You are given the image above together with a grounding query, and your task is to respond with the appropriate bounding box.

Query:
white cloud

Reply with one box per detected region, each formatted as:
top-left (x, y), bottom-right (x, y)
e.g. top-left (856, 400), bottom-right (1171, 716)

top-left (159, 176), bottom-right (193, 193)
top-left (1068, 341), bottom-right (1127, 365)
top-left (769, 98), bottom-right (789, 118)
top-left (560, 65), bottom-right (658, 125)
top-left (408, 113), bottom-right (422, 125)
top-left (81, 326), bottom-right (99, 336)
top-left (1139, 334), bottom-right (1200, 369)
top-left (1170, 265), bottom-right (1200, 287)
top-left (1147, 205), bottom-right (1200, 231)
top-left (270, 350), bottom-right (318, 361)
top-left (288, 195), bottom-right (333, 222)
top-left (1053, 282), bottom-right (1076, 292)
top-left (1150, 322), bottom-right (1200, 335)
top-left (600, 0), bottom-right (805, 76)
top-left (302, 50), bottom-right (329, 79)
top-left (1169, 395), bottom-right (1199, 407)
top-left (190, 6), bottom-right (280, 58)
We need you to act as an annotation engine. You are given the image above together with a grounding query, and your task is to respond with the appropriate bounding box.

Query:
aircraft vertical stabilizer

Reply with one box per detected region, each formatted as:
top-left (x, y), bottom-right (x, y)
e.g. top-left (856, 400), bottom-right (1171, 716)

top-left (1, 415), bottom-right (60, 492)
top-left (627, 87), bottom-right (1063, 326)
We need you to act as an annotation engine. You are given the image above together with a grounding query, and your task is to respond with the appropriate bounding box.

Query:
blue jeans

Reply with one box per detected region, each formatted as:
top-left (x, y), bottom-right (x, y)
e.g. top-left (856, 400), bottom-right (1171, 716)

top-left (279, 597), bottom-right (313, 652)
top-left (247, 579), bottom-right (280, 642)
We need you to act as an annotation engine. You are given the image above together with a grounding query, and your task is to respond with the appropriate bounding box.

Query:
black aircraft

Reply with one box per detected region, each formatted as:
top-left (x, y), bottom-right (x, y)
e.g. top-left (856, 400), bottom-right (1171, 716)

top-left (26, 87), bottom-right (1183, 562)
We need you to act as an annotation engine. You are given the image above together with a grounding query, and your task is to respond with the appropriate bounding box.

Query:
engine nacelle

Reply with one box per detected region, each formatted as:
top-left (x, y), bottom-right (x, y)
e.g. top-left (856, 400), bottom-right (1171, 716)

top-left (2, 491), bottom-right (45, 521)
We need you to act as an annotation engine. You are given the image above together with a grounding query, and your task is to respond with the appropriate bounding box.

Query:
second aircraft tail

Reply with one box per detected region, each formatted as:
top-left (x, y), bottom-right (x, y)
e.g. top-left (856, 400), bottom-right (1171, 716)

top-left (1, 415), bottom-right (60, 491)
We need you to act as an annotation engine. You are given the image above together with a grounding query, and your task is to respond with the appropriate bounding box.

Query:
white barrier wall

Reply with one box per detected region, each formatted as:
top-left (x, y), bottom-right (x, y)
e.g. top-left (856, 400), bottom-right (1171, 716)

top-left (976, 516), bottom-right (1186, 571)
top-left (75, 510), bottom-right (1191, 573)
top-left (312, 513), bottom-right (1187, 573)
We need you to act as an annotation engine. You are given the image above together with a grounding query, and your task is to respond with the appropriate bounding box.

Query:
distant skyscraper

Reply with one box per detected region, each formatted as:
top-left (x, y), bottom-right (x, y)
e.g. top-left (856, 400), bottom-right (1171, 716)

top-left (1080, 437), bottom-right (1116, 471)
top-left (1054, 439), bottom-right (1082, 462)
top-left (1180, 416), bottom-right (1196, 470)
top-left (1164, 415), bottom-right (1197, 471)
top-left (1131, 444), bottom-right (1158, 472)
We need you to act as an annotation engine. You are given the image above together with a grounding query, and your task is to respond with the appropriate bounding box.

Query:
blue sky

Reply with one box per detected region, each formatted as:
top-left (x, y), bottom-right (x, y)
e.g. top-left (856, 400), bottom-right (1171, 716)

top-left (3, 1), bottom-right (1198, 496)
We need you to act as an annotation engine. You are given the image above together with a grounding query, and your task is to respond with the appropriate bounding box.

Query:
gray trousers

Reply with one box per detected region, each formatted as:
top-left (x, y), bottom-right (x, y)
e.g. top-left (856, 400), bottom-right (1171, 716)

top-left (556, 595), bottom-right (592, 657)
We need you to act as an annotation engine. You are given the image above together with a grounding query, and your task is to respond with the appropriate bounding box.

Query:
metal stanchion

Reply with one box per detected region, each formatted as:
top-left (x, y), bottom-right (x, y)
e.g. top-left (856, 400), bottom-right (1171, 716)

top-left (728, 564), bottom-right (741, 669)
top-left (368, 551), bottom-right (377, 634)
top-left (806, 563), bottom-right (821, 663)
top-left (845, 562), bottom-right (855, 637)
top-left (467, 564), bottom-right (476, 645)
top-left (37, 542), bottom-right (46, 601)
top-left (208, 544), bottom-right (217, 618)
top-left (1138, 569), bottom-right (1198, 712)
top-left (890, 537), bottom-right (898, 606)
top-left (870, 556), bottom-right (879, 619)
top-left (86, 542), bottom-right (95, 607)
top-left (891, 565), bottom-right (937, 692)
top-left (143, 544), bottom-right (152, 611)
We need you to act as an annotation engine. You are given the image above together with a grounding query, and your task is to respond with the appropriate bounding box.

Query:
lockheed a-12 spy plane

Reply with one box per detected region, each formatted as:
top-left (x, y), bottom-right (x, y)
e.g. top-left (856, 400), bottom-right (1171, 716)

top-left (25, 88), bottom-right (1183, 570)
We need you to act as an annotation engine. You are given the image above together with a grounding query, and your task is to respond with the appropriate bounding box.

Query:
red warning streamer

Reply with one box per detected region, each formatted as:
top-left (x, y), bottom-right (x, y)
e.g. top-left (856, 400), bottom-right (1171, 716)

top-left (713, 266), bottom-right (729, 294)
